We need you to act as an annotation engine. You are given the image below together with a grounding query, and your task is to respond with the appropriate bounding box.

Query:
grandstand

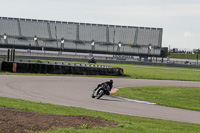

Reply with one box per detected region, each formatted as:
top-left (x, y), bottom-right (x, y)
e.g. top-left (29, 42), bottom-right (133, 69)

top-left (0, 17), bottom-right (163, 56)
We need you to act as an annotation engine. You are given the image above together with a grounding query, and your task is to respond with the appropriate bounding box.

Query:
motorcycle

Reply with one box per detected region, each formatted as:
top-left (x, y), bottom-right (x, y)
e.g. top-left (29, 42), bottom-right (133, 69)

top-left (88, 58), bottom-right (96, 64)
top-left (91, 84), bottom-right (108, 99)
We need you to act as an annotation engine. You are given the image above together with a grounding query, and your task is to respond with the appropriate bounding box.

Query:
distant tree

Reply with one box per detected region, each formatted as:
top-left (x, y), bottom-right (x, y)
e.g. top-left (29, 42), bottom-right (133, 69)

top-left (193, 49), bottom-right (200, 54)
top-left (160, 47), bottom-right (169, 58)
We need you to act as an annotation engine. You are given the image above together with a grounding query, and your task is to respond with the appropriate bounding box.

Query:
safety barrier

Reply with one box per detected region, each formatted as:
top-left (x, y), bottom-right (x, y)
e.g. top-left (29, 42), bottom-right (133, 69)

top-left (1, 61), bottom-right (123, 76)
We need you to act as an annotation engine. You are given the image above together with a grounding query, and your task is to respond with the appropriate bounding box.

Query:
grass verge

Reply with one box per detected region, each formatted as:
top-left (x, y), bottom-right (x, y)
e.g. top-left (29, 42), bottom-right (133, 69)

top-left (0, 96), bottom-right (200, 133)
top-left (105, 63), bottom-right (200, 81)
top-left (2, 61), bottom-right (200, 81)
top-left (170, 53), bottom-right (199, 60)
top-left (112, 86), bottom-right (200, 111)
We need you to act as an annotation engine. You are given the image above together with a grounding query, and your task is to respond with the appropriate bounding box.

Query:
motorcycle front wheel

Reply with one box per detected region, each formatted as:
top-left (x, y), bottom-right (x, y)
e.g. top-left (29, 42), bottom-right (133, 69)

top-left (96, 89), bottom-right (104, 99)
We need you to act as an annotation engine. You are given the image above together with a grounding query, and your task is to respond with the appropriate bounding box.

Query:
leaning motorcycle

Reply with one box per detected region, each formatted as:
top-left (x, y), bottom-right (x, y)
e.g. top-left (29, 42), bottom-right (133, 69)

top-left (88, 58), bottom-right (97, 64)
top-left (91, 85), bottom-right (107, 99)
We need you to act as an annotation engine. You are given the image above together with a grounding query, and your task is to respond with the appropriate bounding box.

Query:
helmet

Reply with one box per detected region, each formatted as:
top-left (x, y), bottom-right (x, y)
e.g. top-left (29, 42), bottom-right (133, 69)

top-left (110, 79), bottom-right (113, 83)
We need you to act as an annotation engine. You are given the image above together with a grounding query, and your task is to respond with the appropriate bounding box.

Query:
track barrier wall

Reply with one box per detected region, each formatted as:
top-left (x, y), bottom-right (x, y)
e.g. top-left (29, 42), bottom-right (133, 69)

top-left (1, 61), bottom-right (123, 76)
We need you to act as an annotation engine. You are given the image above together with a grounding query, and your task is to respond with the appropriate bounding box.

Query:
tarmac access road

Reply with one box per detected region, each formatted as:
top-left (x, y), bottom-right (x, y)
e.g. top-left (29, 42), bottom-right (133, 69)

top-left (0, 75), bottom-right (200, 124)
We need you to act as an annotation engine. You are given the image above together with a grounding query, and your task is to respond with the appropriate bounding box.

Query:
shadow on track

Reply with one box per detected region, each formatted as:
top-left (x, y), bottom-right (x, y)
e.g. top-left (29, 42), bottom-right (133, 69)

top-left (96, 96), bottom-right (124, 102)
top-left (98, 99), bottom-right (123, 102)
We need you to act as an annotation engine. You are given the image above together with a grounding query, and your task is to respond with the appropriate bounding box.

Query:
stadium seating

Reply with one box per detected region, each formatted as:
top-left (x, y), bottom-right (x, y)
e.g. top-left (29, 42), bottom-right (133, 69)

top-left (79, 25), bottom-right (107, 42)
top-left (20, 21), bottom-right (49, 38)
top-left (0, 17), bottom-right (163, 56)
top-left (49, 23), bottom-right (76, 40)
top-left (0, 19), bottom-right (19, 36)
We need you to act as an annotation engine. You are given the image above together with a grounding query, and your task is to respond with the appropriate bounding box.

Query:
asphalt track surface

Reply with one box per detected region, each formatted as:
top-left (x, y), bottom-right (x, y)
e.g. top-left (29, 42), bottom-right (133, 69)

top-left (0, 75), bottom-right (200, 124)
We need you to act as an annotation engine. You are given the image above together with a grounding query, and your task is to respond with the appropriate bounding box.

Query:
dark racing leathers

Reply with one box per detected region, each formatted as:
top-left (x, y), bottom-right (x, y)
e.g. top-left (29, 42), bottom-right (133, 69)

top-left (92, 81), bottom-right (113, 98)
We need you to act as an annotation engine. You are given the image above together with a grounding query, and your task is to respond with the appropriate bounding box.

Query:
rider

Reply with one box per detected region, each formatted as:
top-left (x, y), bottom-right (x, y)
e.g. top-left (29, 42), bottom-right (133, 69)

top-left (92, 80), bottom-right (113, 98)
top-left (103, 79), bottom-right (113, 95)
top-left (91, 57), bottom-right (96, 63)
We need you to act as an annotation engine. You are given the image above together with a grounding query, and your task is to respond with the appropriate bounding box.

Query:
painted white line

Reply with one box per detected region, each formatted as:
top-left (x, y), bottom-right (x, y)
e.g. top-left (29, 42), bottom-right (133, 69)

top-left (110, 95), bottom-right (156, 104)
top-left (111, 87), bottom-right (156, 105)
top-left (118, 97), bottom-right (156, 105)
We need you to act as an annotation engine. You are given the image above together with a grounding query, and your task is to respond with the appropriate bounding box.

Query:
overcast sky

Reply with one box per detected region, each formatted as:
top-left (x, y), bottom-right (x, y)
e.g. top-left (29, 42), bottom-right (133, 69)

top-left (1, 0), bottom-right (200, 50)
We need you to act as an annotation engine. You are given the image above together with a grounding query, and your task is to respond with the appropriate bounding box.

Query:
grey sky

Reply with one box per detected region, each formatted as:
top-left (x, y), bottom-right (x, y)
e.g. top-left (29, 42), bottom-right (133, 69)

top-left (1, 0), bottom-right (200, 50)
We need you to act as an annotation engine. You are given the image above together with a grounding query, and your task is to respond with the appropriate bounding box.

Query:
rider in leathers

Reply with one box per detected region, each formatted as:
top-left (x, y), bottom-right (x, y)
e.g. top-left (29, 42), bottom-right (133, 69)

top-left (92, 80), bottom-right (113, 98)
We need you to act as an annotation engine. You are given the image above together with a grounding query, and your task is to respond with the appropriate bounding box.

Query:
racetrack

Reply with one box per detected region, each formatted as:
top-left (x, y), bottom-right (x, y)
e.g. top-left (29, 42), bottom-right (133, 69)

top-left (0, 75), bottom-right (200, 124)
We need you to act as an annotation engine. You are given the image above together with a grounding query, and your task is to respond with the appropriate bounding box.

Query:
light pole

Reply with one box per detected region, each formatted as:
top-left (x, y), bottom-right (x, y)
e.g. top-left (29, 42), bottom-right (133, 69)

top-left (91, 40), bottom-right (95, 53)
top-left (61, 38), bottom-right (65, 50)
top-left (117, 42), bottom-right (121, 52)
top-left (55, 26), bottom-right (58, 48)
top-left (148, 44), bottom-right (152, 61)
top-left (34, 36), bottom-right (38, 47)
top-left (3, 34), bottom-right (8, 44)
top-left (113, 30), bottom-right (115, 52)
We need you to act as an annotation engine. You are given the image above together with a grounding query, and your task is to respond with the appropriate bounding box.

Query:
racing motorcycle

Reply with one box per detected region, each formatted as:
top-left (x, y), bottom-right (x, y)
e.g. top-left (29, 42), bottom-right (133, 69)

top-left (91, 84), bottom-right (109, 99)
top-left (88, 58), bottom-right (96, 64)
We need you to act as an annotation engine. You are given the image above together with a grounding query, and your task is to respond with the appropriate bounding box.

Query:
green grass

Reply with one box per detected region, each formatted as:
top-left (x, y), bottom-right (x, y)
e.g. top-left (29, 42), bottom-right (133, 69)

top-left (112, 86), bottom-right (200, 111)
top-left (170, 53), bottom-right (199, 60)
top-left (1, 60), bottom-right (200, 132)
top-left (0, 96), bottom-right (199, 133)
top-left (85, 61), bottom-right (200, 81)
top-left (2, 61), bottom-right (200, 81)
top-left (118, 65), bottom-right (200, 81)
top-left (103, 62), bottom-right (200, 81)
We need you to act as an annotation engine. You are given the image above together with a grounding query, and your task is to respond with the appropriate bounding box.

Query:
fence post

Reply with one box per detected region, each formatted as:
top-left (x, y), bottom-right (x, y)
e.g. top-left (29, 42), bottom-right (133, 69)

top-left (7, 49), bottom-right (10, 61)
